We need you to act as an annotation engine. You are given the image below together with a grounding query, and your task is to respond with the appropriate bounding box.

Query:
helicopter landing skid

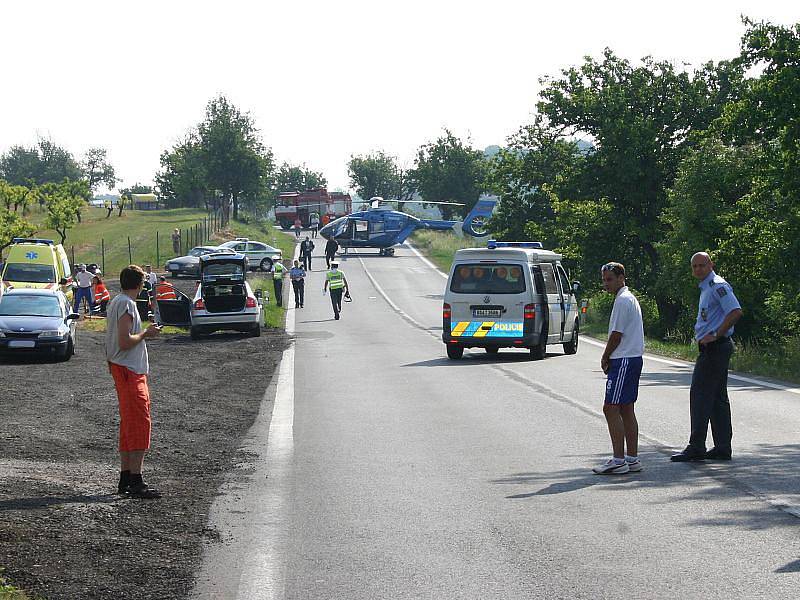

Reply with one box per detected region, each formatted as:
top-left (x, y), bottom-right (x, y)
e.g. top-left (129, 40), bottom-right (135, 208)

top-left (379, 248), bottom-right (395, 257)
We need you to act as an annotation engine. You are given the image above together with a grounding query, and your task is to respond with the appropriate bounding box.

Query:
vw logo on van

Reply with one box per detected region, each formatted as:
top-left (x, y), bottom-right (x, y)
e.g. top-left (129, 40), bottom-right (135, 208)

top-left (483, 295), bottom-right (491, 304)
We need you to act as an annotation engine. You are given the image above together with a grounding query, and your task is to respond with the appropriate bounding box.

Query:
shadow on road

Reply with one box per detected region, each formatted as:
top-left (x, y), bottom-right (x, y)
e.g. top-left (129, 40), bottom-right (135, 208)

top-left (0, 494), bottom-right (122, 511)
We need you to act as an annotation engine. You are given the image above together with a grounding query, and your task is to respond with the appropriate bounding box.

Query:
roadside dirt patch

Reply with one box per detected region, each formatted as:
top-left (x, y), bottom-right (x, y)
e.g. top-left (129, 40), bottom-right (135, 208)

top-left (0, 316), bottom-right (288, 599)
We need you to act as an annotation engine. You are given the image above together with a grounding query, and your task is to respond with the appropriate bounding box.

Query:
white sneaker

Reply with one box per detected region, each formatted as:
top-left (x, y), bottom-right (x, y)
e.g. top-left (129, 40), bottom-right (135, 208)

top-left (593, 458), bottom-right (630, 474)
top-left (626, 458), bottom-right (643, 472)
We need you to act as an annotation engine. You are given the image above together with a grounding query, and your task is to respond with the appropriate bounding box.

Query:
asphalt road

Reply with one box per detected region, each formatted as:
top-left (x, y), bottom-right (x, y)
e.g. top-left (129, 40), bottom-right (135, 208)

top-left (193, 241), bottom-right (800, 599)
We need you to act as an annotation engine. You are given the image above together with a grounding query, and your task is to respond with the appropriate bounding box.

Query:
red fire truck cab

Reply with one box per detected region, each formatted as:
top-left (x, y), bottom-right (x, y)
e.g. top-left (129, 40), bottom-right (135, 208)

top-left (274, 189), bottom-right (352, 230)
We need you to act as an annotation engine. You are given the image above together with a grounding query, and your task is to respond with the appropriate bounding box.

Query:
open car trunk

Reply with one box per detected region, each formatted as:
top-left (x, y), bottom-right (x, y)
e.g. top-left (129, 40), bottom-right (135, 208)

top-left (202, 283), bottom-right (246, 313)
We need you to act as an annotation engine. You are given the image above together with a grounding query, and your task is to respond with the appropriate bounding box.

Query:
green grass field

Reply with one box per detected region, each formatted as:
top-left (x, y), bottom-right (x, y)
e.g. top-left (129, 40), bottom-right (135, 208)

top-left (410, 230), bottom-right (481, 272)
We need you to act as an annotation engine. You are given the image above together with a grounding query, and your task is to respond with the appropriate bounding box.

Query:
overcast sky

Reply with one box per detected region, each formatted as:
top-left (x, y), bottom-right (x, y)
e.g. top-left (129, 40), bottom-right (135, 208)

top-left (1, 1), bottom-right (797, 194)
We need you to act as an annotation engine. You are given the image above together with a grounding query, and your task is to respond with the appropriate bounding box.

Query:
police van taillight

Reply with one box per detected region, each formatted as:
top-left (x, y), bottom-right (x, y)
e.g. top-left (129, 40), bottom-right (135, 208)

top-left (442, 303), bottom-right (451, 320)
top-left (524, 304), bottom-right (536, 320)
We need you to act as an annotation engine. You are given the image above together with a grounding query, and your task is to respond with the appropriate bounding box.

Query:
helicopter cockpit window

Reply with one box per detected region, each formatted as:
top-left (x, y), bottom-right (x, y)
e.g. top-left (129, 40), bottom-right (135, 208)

top-left (354, 220), bottom-right (369, 241)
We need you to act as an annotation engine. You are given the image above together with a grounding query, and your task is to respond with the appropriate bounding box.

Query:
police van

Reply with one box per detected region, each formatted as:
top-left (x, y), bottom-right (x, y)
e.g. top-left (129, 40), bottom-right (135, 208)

top-left (1, 238), bottom-right (73, 300)
top-left (442, 241), bottom-right (580, 360)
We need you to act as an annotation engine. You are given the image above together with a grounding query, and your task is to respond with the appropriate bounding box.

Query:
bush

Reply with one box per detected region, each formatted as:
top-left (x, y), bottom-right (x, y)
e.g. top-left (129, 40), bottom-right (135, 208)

top-left (585, 288), bottom-right (660, 337)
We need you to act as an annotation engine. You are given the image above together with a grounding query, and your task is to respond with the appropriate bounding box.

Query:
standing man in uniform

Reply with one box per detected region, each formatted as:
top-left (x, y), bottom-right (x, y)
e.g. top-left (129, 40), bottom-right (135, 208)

top-left (272, 260), bottom-right (286, 307)
top-left (300, 236), bottom-right (315, 271)
top-left (671, 252), bottom-right (742, 462)
top-left (593, 262), bottom-right (645, 475)
top-left (325, 237), bottom-right (339, 269)
top-left (310, 212), bottom-right (320, 238)
top-left (323, 261), bottom-right (350, 320)
top-left (106, 265), bottom-right (162, 498)
top-left (289, 259), bottom-right (306, 308)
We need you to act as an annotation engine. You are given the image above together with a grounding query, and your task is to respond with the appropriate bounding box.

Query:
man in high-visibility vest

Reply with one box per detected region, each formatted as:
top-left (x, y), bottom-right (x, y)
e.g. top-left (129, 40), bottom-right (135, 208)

top-left (323, 261), bottom-right (350, 320)
top-left (155, 276), bottom-right (177, 301)
top-left (272, 260), bottom-right (286, 307)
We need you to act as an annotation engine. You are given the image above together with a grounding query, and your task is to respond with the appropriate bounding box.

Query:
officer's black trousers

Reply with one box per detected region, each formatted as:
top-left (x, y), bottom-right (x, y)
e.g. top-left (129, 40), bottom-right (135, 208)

top-left (330, 288), bottom-right (343, 316)
top-left (273, 279), bottom-right (283, 307)
top-left (302, 252), bottom-right (312, 270)
top-left (689, 337), bottom-right (734, 452)
top-left (325, 252), bottom-right (335, 268)
top-left (292, 279), bottom-right (305, 307)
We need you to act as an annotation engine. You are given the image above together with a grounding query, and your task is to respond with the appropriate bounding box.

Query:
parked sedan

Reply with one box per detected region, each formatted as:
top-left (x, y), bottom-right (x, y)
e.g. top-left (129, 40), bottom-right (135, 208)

top-left (155, 253), bottom-right (262, 339)
top-left (217, 238), bottom-right (282, 271)
top-left (0, 288), bottom-right (78, 361)
top-left (164, 246), bottom-right (235, 278)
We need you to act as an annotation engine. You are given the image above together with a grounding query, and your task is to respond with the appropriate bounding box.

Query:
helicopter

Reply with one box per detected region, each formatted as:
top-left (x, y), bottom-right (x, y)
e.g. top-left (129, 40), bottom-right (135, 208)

top-left (318, 197), bottom-right (497, 256)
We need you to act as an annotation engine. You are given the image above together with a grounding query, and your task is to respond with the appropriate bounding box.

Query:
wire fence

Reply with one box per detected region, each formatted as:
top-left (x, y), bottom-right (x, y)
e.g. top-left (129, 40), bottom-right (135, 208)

top-left (69, 208), bottom-right (228, 275)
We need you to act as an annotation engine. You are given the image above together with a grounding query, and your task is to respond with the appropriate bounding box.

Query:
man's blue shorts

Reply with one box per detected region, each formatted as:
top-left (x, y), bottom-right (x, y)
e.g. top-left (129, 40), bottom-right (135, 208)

top-left (604, 356), bottom-right (643, 405)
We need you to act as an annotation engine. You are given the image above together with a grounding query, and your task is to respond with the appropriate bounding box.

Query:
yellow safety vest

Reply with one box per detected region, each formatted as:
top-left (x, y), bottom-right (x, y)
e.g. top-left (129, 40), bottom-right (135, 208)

top-left (273, 262), bottom-right (285, 280)
top-left (326, 270), bottom-right (345, 290)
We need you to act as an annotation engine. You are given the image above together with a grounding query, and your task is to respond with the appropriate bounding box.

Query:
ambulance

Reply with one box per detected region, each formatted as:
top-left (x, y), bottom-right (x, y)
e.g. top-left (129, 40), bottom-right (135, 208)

top-left (1, 238), bottom-right (73, 301)
top-left (442, 241), bottom-right (580, 360)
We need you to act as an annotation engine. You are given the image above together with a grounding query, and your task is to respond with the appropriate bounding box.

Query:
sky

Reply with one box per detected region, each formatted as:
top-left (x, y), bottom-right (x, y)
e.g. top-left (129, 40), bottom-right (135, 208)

top-left (0, 1), bottom-right (797, 194)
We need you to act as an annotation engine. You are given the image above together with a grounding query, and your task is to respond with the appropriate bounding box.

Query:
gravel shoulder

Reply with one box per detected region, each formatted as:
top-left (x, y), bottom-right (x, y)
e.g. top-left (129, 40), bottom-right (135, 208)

top-left (0, 279), bottom-right (288, 599)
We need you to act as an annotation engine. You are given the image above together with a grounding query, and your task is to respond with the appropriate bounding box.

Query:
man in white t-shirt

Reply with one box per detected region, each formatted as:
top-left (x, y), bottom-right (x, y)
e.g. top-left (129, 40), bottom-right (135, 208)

top-left (593, 262), bottom-right (645, 475)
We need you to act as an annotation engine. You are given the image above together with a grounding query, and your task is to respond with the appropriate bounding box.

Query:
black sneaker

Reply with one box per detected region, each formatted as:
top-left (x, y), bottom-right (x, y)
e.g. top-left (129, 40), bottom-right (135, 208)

top-left (126, 482), bottom-right (163, 499)
top-left (670, 447), bottom-right (706, 462)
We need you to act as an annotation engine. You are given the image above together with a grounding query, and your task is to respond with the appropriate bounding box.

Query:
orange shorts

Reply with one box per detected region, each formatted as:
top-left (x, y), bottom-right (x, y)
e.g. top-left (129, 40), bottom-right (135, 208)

top-left (109, 362), bottom-right (151, 452)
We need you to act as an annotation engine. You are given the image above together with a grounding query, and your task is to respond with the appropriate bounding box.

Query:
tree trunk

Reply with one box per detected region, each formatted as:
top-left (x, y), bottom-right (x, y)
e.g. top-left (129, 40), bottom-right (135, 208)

top-left (76, 210), bottom-right (82, 224)
top-left (232, 192), bottom-right (239, 221)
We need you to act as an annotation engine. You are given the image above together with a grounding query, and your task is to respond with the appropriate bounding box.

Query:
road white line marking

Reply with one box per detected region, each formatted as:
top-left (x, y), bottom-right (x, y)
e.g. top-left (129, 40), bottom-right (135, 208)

top-left (405, 240), bottom-right (448, 279)
top-left (582, 336), bottom-right (800, 395)
top-left (237, 246), bottom-right (299, 599)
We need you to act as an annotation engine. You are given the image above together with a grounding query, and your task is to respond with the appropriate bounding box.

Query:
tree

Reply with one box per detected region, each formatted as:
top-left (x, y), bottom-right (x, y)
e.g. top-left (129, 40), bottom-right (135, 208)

top-left (274, 163), bottom-right (327, 194)
top-left (155, 136), bottom-right (209, 209)
top-left (0, 137), bottom-right (82, 186)
top-left (197, 95), bottom-right (273, 220)
top-left (40, 180), bottom-right (89, 244)
top-left (347, 151), bottom-right (399, 203)
top-left (413, 130), bottom-right (488, 220)
top-left (0, 208), bottom-right (35, 252)
top-left (81, 148), bottom-right (117, 193)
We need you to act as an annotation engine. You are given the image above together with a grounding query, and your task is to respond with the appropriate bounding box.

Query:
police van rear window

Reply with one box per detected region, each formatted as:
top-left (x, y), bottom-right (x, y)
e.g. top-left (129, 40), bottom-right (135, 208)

top-left (3, 263), bottom-right (56, 283)
top-left (450, 263), bottom-right (526, 294)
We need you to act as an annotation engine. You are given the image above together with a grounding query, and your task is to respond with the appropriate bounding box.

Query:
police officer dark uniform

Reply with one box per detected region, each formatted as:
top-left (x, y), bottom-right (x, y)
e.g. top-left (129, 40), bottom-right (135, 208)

top-left (671, 252), bottom-right (743, 462)
top-left (272, 261), bottom-right (286, 307)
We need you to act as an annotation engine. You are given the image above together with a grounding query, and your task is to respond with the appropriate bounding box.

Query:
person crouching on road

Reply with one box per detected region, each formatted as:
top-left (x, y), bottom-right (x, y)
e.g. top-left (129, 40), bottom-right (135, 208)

top-left (289, 259), bottom-right (306, 308)
top-left (272, 260), bottom-right (286, 307)
top-left (323, 261), bottom-right (349, 320)
top-left (93, 274), bottom-right (111, 315)
top-left (106, 265), bottom-right (163, 498)
top-left (593, 262), bottom-right (645, 475)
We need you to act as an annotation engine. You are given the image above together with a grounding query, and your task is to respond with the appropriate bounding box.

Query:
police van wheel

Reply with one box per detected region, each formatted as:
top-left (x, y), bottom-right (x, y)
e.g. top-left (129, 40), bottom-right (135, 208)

top-left (485, 347), bottom-right (499, 355)
top-left (530, 327), bottom-right (547, 360)
top-left (563, 320), bottom-right (579, 355)
top-left (446, 345), bottom-right (464, 360)
top-left (260, 258), bottom-right (273, 271)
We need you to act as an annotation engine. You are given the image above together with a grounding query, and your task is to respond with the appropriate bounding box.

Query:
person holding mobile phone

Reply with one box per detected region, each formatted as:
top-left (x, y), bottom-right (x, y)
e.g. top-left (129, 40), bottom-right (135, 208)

top-left (106, 265), bottom-right (163, 499)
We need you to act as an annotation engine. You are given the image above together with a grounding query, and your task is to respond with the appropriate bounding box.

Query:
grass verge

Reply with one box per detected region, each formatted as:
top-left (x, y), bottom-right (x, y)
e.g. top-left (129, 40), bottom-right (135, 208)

top-left (410, 230), bottom-right (479, 273)
top-left (0, 572), bottom-right (32, 600)
top-left (78, 318), bottom-right (186, 335)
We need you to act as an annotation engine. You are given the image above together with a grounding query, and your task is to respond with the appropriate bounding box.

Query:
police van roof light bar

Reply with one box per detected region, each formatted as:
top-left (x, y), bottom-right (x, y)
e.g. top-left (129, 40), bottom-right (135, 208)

top-left (487, 240), bottom-right (543, 249)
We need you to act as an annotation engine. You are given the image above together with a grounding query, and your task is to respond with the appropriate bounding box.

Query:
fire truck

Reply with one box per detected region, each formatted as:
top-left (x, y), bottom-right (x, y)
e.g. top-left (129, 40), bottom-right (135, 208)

top-left (273, 188), bottom-right (352, 230)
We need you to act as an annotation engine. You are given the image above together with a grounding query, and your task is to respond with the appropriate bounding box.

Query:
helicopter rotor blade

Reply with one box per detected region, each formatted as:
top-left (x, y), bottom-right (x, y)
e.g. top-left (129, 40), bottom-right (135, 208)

top-left (375, 199), bottom-right (465, 206)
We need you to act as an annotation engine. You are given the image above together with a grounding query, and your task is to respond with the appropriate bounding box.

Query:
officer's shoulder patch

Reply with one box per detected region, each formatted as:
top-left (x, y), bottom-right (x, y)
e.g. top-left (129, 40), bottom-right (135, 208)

top-left (716, 287), bottom-right (728, 297)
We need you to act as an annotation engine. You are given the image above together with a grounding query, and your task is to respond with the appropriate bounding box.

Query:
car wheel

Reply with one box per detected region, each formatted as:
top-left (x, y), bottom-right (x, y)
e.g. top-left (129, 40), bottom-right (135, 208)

top-left (57, 337), bottom-right (74, 362)
top-left (190, 327), bottom-right (201, 340)
top-left (563, 320), bottom-right (579, 355)
top-left (485, 347), bottom-right (499, 355)
top-left (530, 326), bottom-right (547, 360)
top-left (280, 221), bottom-right (293, 230)
top-left (170, 271), bottom-right (178, 278)
top-left (260, 257), bottom-right (273, 271)
top-left (446, 345), bottom-right (464, 360)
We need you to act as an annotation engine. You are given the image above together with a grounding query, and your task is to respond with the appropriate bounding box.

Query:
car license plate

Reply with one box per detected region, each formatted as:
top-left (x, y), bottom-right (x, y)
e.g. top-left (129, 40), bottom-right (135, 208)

top-left (473, 309), bottom-right (501, 318)
top-left (8, 340), bottom-right (35, 348)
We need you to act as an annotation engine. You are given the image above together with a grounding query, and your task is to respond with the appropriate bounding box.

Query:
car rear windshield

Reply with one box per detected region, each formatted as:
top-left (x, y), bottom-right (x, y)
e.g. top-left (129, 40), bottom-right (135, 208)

top-left (202, 263), bottom-right (244, 281)
top-left (0, 295), bottom-right (61, 317)
top-left (449, 263), bottom-right (526, 294)
top-left (3, 263), bottom-right (56, 283)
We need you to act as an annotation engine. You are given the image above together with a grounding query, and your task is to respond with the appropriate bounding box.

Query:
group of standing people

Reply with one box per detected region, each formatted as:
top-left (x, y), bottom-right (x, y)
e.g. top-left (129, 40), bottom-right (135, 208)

top-left (70, 264), bottom-right (111, 316)
top-left (593, 252), bottom-right (742, 474)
